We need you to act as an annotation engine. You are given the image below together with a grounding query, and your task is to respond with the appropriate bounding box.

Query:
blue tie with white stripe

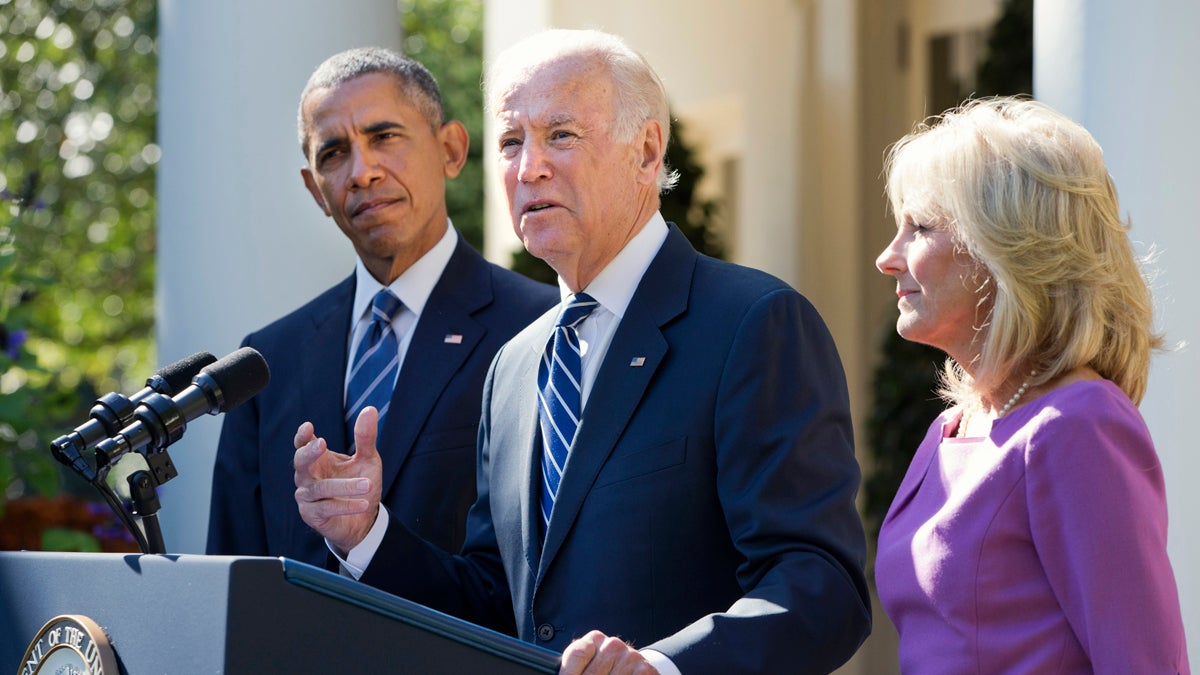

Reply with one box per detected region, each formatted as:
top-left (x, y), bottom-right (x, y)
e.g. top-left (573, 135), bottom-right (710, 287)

top-left (345, 289), bottom-right (403, 452)
top-left (538, 293), bottom-right (599, 528)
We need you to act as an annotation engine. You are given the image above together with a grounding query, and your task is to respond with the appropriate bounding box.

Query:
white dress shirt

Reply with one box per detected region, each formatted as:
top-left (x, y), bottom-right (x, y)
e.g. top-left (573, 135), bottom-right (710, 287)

top-left (343, 222), bottom-right (458, 402)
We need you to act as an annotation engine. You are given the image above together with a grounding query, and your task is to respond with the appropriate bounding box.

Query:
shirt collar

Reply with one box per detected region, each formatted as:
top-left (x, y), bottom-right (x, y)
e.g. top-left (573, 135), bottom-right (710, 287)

top-left (351, 220), bottom-right (458, 324)
top-left (559, 211), bottom-right (668, 320)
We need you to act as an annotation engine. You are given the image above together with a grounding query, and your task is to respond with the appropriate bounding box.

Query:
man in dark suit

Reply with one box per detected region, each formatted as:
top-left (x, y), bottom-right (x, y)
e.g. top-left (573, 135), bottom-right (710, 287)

top-left (294, 31), bottom-right (870, 674)
top-left (206, 47), bottom-right (557, 566)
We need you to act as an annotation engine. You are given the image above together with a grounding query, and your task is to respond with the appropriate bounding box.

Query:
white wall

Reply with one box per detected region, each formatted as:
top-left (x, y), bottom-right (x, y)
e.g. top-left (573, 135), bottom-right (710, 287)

top-left (155, 0), bottom-right (401, 553)
top-left (1037, 0), bottom-right (1200, 665)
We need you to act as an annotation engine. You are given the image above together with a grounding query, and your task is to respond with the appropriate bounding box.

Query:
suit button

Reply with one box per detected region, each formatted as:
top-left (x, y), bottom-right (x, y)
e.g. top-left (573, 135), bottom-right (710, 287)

top-left (536, 623), bottom-right (555, 642)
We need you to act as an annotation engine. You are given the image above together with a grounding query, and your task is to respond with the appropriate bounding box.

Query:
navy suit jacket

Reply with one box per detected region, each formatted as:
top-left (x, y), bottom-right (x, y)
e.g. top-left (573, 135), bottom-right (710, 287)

top-left (362, 225), bottom-right (871, 674)
top-left (206, 237), bottom-right (558, 565)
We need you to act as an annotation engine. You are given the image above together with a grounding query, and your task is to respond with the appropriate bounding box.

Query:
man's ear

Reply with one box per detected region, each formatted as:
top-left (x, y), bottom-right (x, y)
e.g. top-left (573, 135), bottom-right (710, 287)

top-left (635, 118), bottom-right (665, 186)
top-left (301, 167), bottom-right (331, 216)
top-left (439, 120), bottom-right (470, 179)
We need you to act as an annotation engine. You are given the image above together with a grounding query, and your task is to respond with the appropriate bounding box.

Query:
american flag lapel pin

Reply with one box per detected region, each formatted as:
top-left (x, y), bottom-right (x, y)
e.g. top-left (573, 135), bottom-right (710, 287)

top-left (629, 357), bottom-right (646, 367)
top-left (444, 334), bottom-right (464, 344)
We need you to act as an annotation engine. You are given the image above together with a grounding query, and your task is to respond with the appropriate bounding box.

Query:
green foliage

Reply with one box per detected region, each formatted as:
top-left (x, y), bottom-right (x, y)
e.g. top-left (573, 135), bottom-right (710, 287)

top-left (510, 117), bottom-right (727, 284)
top-left (42, 525), bottom-right (101, 551)
top-left (660, 119), bottom-right (725, 261)
top-left (508, 237), bottom-right (557, 286)
top-left (1, 0), bottom-right (158, 514)
top-left (862, 0), bottom-right (1032, 538)
top-left (400, 0), bottom-right (484, 251)
top-left (975, 0), bottom-right (1033, 97)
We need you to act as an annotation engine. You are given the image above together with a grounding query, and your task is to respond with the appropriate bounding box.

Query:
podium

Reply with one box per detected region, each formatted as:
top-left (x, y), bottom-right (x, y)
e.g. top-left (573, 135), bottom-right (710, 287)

top-left (0, 551), bottom-right (560, 674)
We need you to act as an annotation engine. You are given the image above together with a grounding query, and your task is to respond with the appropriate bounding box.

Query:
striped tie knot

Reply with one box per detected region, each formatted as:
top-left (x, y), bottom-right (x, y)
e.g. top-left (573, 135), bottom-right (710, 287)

top-left (538, 292), bottom-right (598, 529)
top-left (556, 293), bottom-right (599, 330)
top-left (369, 289), bottom-right (403, 326)
top-left (344, 289), bottom-right (403, 451)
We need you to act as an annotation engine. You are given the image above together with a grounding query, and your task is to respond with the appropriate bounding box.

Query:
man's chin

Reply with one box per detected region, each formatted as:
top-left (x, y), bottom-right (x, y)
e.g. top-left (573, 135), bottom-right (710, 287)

top-left (351, 228), bottom-right (413, 260)
top-left (521, 238), bottom-right (568, 266)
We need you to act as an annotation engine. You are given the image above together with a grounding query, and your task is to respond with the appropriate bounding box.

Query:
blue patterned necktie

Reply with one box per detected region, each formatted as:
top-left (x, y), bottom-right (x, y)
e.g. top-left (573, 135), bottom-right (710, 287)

top-left (538, 293), bottom-right (600, 528)
top-left (344, 289), bottom-right (403, 452)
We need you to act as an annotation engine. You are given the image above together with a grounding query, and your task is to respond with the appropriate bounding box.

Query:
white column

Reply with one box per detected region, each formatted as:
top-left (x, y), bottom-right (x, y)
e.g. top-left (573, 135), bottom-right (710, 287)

top-left (724, 0), bottom-right (805, 290)
top-left (794, 0), bottom-right (860, 383)
top-left (1037, 1), bottom-right (1200, 664)
top-left (156, 0), bottom-right (401, 553)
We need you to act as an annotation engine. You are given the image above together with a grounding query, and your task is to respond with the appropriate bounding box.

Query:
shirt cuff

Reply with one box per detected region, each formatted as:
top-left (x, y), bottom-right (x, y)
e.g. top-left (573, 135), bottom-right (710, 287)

top-left (640, 649), bottom-right (678, 675)
top-left (328, 506), bottom-right (390, 580)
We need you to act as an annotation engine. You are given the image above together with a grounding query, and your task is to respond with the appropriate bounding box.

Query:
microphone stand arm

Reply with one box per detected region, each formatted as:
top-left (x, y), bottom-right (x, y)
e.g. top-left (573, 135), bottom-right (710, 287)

top-left (128, 469), bottom-right (166, 554)
top-left (55, 392), bottom-right (189, 554)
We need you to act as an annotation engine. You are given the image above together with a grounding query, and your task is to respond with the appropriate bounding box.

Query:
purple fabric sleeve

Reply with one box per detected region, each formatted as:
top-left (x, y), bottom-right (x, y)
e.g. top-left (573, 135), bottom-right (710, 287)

top-left (1026, 382), bottom-right (1189, 673)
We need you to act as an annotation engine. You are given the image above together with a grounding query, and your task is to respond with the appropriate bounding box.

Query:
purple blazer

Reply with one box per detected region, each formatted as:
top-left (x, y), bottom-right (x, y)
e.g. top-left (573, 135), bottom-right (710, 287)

top-left (876, 378), bottom-right (1189, 674)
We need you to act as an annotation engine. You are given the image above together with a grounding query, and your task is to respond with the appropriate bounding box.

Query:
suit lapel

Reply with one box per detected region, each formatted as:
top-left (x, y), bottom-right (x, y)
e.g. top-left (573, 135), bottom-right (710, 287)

top-left (377, 239), bottom-right (491, 498)
top-left (537, 225), bottom-right (694, 581)
top-left (301, 275), bottom-right (356, 451)
top-left (514, 312), bottom-right (557, 575)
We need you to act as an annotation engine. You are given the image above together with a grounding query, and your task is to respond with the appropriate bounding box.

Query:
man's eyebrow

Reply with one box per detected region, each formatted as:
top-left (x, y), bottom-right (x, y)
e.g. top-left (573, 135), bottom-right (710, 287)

top-left (314, 134), bottom-right (346, 159)
top-left (313, 121), bottom-right (406, 159)
top-left (543, 113), bottom-right (575, 127)
top-left (364, 120), bottom-right (406, 135)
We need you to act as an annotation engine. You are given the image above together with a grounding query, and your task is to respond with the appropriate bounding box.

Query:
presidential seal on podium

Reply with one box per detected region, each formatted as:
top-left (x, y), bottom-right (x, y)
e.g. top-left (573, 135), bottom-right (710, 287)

top-left (18, 615), bottom-right (117, 675)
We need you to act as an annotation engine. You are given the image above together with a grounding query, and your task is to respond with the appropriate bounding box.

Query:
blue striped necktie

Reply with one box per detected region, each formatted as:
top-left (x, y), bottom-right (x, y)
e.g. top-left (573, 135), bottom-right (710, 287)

top-left (538, 293), bottom-right (599, 528)
top-left (344, 289), bottom-right (403, 452)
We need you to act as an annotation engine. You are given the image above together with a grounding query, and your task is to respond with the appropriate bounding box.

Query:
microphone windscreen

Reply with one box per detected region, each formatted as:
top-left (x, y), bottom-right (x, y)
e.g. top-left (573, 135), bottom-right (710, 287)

top-left (156, 351), bottom-right (218, 394)
top-left (201, 347), bottom-right (271, 412)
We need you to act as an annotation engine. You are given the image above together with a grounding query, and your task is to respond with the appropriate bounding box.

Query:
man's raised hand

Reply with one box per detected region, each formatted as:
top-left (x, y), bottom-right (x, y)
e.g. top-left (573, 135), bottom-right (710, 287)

top-left (293, 407), bottom-right (384, 555)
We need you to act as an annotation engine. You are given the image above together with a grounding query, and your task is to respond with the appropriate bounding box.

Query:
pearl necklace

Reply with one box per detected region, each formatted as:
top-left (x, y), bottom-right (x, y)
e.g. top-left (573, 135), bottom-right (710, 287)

top-left (997, 372), bottom-right (1036, 418)
top-left (957, 371), bottom-right (1037, 438)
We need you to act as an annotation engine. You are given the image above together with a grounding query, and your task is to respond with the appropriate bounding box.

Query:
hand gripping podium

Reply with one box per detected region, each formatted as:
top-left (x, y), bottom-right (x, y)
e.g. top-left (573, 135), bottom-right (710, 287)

top-left (0, 551), bottom-right (560, 674)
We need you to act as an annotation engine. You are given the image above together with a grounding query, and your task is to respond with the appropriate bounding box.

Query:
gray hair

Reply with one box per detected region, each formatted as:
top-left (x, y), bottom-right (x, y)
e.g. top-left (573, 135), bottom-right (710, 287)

top-left (484, 29), bottom-right (679, 193)
top-left (297, 47), bottom-right (444, 158)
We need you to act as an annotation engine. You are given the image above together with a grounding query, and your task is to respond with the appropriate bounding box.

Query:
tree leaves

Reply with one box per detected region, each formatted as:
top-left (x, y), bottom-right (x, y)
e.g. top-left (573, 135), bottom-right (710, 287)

top-left (401, 0), bottom-right (485, 250)
top-left (1, 0), bottom-right (157, 508)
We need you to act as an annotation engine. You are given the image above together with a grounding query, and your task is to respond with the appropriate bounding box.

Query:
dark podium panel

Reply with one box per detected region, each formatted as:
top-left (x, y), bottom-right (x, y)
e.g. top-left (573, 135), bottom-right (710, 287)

top-left (0, 551), bottom-right (559, 674)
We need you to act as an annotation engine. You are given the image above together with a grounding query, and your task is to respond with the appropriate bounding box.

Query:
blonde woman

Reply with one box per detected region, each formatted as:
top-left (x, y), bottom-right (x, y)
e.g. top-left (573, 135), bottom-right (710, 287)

top-left (875, 97), bottom-right (1189, 673)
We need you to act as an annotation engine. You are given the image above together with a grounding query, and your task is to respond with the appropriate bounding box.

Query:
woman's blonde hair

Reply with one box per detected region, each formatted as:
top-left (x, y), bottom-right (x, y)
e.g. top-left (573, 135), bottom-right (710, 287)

top-left (885, 96), bottom-right (1162, 405)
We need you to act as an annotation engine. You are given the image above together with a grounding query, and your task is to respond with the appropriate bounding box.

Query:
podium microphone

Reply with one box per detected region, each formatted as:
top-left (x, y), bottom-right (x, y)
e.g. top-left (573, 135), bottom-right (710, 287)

top-left (50, 351), bottom-right (217, 478)
top-left (94, 347), bottom-right (271, 470)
